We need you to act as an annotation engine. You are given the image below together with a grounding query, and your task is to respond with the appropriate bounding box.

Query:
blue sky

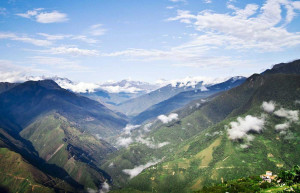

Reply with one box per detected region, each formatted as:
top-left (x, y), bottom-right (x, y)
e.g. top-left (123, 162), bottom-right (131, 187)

top-left (0, 0), bottom-right (300, 83)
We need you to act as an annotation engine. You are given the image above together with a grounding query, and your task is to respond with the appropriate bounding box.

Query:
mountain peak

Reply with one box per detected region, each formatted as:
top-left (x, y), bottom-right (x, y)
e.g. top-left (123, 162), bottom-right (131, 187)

top-left (24, 79), bottom-right (61, 90)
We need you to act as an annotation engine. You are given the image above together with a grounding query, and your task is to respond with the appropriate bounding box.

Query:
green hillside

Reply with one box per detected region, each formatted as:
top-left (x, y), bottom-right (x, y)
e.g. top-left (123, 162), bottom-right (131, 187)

top-left (20, 113), bottom-right (114, 190)
top-left (103, 73), bottom-right (300, 192)
top-left (0, 147), bottom-right (75, 193)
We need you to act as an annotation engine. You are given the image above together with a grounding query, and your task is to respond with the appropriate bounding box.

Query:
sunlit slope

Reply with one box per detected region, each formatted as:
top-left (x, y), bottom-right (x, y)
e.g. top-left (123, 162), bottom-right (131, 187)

top-left (0, 147), bottom-right (76, 193)
top-left (107, 73), bottom-right (300, 192)
top-left (20, 113), bottom-right (115, 190)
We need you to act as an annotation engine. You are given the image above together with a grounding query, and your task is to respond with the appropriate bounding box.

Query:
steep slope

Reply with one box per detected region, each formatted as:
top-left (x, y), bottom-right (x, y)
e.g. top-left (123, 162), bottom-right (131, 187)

top-left (0, 127), bottom-right (81, 192)
top-left (132, 77), bottom-right (246, 124)
top-left (103, 73), bottom-right (300, 192)
top-left (0, 147), bottom-right (75, 193)
top-left (20, 113), bottom-right (114, 190)
top-left (0, 80), bottom-right (128, 190)
top-left (0, 79), bottom-right (127, 137)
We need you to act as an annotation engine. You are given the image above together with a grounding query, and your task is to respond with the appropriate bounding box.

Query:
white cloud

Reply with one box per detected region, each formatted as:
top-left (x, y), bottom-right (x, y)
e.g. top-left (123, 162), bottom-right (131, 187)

top-left (227, 115), bottom-right (265, 140)
top-left (117, 137), bottom-right (133, 147)
top-left (123, 160), bottom-right (161, 179)
top-left (143, 123), bottom-right (153, 132)
top-left (158, 113), bottom-right (178, 124)
top-left (203, 0), bottom-right (212, 3)
top-left (57, 80), bottom-right (100, 93)
top-left (136, 137), bottom-right (170, 149)
top-left (46, 46), bottom-right (99, 56)
top-left (123, 124), bottom-right (141, 135)
top-left (37, 33), bottom-right (66, 40)
top-left (156, 76), bottom-right (228, 88)
top-left (99, 182), bottom-right (110, 193)
top-left (89, 24), bottom-right (106, 36)
top-left (36, 11), bottom-right (68, 23)
top-left (100, 85), bottom-right (142, 93)
top-left (169, 0), bottom-right (186, 2)
top-left (30, 56), bottom-right (85, 70)
top-left (261, 101), bottom-right (276, 113)
top-left (166, 6), bottom-right (175, 9)
top-left (0, 32), bottom-right (52, 46)
top-left (167, 0), bottom-right (300, 51)
top-left (71, 35), bottom-right (98, 44)
top-left (275, 122), bottom-right (290, 131)
top-left (16, 9), bottom-right (68, 23)
top-left (16, 8), bottom-right (43, 18)
top-left (274, 108), bottom-right (299, 122)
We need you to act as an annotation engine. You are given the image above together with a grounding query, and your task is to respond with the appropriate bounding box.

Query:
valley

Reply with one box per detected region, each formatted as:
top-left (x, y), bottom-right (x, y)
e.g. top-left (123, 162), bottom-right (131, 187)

top-left (0, 60), bottom-right (299, 192)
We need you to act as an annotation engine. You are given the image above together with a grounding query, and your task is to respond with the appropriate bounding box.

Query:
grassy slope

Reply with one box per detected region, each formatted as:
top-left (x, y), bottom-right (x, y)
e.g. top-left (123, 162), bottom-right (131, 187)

top-left (0, 147), bottom-right (75, 193)
top-left (104, 74), bottom-right (300, 192)
top-left (20, 113), bottom-right (115, 190)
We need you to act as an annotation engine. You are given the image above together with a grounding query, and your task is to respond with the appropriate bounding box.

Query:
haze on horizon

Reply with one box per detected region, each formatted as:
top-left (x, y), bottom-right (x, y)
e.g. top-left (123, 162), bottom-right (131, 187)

top-left (0, 0), bottom-right (300, 83)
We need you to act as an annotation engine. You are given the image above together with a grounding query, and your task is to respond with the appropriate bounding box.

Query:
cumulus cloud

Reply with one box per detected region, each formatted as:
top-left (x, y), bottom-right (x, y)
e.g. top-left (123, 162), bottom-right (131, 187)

top-left (36, 11), bottom-right (68, 23)
top-left (261, 101), bottom-right (276, 113)
top-left (117, 137), bottom-right (133, 147)
top-left (275, 122), bottom-right (290, 131)
top-left (274, 108), bottom-right (299, 122)
top-left (16, 9), bottom-right (68, 23)
top-left (158, 113), bottom-right (178, 123)
top-left (136, 137), bottom-right (170, 149)
top-left (123, 124), bottom-right (141, 135)
top-left (227, 115), bottom-right (265, 140)
top-left (123, 160), bottom-right (161, 179)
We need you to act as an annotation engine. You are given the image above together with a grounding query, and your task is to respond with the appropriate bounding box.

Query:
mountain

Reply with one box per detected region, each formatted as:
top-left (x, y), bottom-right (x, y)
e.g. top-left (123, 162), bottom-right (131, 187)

top-left (131, 76), bottom-right (246, 124)
top-left (114, 79), bottom-right (224, 116)
top-left (0, 79), bottom-right (128, 191)
top-left (263, 59), bottom-right (300, 75)
top-left (121, 73), bottom-right (300, 193)
top-left (0, 79), bottom-right (127, 137)
top-left (0, 82), bottom-right (18, 94)
top-left (0, 126), bottom-right (81, 192)
top-left (101, 60), bottom-right (300, 192)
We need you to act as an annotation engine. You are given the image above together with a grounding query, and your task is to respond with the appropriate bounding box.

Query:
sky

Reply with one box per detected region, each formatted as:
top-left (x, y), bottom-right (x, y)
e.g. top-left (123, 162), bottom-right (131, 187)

top-left (0, 0), bottom-right (300, 83)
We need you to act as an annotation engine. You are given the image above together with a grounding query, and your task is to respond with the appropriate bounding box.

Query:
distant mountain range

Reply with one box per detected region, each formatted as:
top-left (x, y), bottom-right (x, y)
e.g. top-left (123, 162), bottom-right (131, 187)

top-left (131, 76), bottom-right (246, 124)
top-left (101, 59), bottom-right (300, 192)
top-left (0, 59), bottom-right (299, 193)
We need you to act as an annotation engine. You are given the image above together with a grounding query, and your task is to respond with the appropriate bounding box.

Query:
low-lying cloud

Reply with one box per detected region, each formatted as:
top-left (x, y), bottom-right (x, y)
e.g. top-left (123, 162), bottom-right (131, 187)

top-left (274, 108), bottom-right (299, 122)
top-left (117, 137), bottom-right (133, 147)
top-left (261, 101), bottom-right (276, 113)
top-left (158, 113), bottom-right (178, 123)
top-left (275, 122), bottom-right (290, 131)
top-left (136, 137), bottom-right (169, 149)
top-left (123, 124), bottom-right (141, 135)
top-left (227, 115), bottom-right (265, 140)
top-left (123, 160), bottom-right (161, 179)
